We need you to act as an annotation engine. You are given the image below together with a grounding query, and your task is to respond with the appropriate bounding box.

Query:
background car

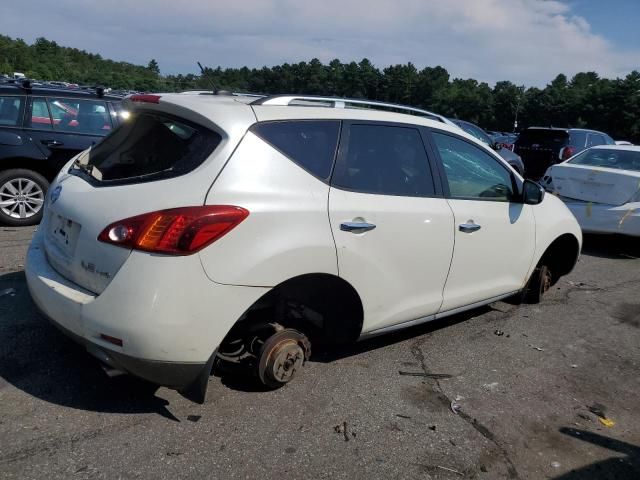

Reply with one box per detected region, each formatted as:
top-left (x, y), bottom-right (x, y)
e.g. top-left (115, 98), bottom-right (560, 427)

top-left (541, 145), bottom-right (640, 237)
top-left (514, 127), bottom-right (615, 179)
top-left (0, 80), bottom-right (124, 225)
top-left (450, 119), bottom-right (525, 174)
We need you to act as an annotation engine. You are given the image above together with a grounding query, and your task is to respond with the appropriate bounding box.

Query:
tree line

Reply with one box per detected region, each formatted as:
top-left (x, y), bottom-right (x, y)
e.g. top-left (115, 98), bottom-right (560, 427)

top-left (1, 35), bottom-right (639, 142)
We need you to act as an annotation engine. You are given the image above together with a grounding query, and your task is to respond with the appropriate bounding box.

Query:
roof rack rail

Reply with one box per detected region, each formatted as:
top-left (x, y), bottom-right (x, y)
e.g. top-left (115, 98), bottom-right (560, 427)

top-left (251, 95), bottom-right (455, 126)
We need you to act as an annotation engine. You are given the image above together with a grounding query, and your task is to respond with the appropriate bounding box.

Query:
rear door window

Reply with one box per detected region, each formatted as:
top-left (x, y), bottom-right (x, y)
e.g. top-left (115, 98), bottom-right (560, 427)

top-left (0, 96), bottom-right (24, 126)
top-left (48, 97), bottom-right (112, 135)
top-left (587, 133), bottom-right (606, 147)
top-left (79, 111), bottom-right (222, 184)
top-left (28, 97), bottom-right (53, 130)
top-left (569, 131), bottom-right (587, 148)
top-left (432, 132), bottom-right (514, 201)
top-left (251, 120), bottom-right (340, 180)
top-left (332, 124), bottom-right (435, 197)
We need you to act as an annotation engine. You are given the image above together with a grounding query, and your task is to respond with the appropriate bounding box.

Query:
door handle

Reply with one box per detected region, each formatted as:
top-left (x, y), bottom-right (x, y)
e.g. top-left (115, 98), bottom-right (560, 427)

top-left (41, 139), bottom-right (64, 147)
top-left (459, 222), bottom-right (481, 233)
top-left (340, 222), bottom-right (376, 233)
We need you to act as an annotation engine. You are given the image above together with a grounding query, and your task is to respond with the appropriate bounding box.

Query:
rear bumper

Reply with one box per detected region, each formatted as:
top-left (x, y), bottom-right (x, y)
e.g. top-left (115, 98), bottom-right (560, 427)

top-left (564, 199), bottom-right (640, 237)
top-left (25, 228), bottom-right (269, 388)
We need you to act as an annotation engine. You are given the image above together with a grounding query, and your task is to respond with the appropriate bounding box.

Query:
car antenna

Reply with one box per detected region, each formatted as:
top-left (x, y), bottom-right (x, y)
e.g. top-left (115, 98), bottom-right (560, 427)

top-left (197, 61), bottom-right (220, 94)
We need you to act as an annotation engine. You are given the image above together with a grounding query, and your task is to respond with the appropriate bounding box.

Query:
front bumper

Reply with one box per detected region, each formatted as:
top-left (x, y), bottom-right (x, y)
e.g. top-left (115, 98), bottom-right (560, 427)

top-left (25, 228), bottom-right (269, 388)
top-left (563, 199), bottom-right (640, 237)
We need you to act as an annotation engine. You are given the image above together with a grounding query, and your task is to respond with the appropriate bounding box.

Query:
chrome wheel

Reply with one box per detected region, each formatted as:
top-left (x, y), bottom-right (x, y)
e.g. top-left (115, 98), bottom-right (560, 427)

top-left (0, 177), bottom-right (45, 220)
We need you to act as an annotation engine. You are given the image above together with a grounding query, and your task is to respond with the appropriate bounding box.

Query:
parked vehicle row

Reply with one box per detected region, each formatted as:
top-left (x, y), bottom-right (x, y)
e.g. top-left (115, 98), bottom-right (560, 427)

top-left (0, 82), bottom-right (125, 225)
top-left (450, 119), bottom-right (525, 174)
top-left (25, 92), bottom-right (582, 400)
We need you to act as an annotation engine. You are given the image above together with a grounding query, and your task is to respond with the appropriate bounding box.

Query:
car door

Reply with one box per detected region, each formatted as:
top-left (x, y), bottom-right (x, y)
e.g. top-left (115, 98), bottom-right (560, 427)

top-left (26, 96), bottom-right (111, 173)
top-left (429, 130), bottom-right (536, 313)
top-left (329, 122), bottom-right (455, 335)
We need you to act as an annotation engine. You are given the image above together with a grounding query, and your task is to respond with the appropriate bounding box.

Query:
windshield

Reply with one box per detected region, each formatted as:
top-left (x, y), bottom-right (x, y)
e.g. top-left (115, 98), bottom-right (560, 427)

top-left (568, 148), bottom-right (640, 172)
top-left (76, 110), bottom-right (221, 184)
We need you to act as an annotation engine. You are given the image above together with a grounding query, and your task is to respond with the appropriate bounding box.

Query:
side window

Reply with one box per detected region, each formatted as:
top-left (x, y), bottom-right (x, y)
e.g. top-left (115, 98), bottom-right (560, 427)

top-left (569, 131), bottom-right (587, 148)
top-left (332, 124), bottom-right (435, 197)
top-left (587, 133), bottom-right (606, 147)
top-left (251, 120), bottom-right (339, 180)
top-left (29, 97), bottom-right (53, 130)
top-left (48, 98), bottom-right (112, 135)
top-left (604, 135), bottom-right (616, 145)
top-left (432, 132), bottom-right (514, 202)
top-left (0, 96), bottom-right (24, 126)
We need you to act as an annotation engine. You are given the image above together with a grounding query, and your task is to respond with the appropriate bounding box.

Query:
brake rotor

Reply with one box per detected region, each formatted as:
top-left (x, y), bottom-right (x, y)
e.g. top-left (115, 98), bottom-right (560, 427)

top-left (257, 329), bottom-right (311, 388)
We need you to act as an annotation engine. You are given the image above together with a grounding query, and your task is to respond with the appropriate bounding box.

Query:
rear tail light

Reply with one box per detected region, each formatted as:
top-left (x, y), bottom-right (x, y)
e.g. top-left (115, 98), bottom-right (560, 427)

top-left (129, 94), bottom-right (161, 104)
top-left (98, 206), bottom-right (249, 255)
top-left (560, 146), bottom-right (576, 160)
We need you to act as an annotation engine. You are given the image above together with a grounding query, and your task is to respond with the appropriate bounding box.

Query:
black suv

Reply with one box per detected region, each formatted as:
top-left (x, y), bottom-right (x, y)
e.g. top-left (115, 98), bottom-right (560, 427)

top-left (514, 127), bottom-right (615, 179)
top-left (0, 81), bottom-right (124, 225)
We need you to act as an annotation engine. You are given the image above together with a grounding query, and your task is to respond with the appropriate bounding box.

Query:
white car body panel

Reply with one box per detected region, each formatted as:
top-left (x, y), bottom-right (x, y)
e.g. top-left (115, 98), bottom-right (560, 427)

top-left (548, 163), bottom-right (640, 206)
top-left (440, 200), bottom-right (536, 311)
top-left (200, 132), bottom-right (338, 285)
top-left (544, 145), bottom-right (640, 236)
top-left (329, 189), bottom-right (455, 334)
top-left (27, 227), bottom-right (269, 363)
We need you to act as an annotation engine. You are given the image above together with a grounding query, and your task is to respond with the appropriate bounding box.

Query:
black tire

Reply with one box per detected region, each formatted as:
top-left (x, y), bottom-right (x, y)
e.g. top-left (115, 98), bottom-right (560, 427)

top-left (522, 264), bottom-right (552, 304)
top-left (257, 329), bottom-right (311, 389)
top-left (0, 169), bottom-right (49, 227)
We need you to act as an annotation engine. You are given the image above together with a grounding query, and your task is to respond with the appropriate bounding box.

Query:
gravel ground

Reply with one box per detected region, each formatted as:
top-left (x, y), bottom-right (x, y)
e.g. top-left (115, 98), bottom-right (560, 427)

top-left (0, 226), bottom-right (639, 479)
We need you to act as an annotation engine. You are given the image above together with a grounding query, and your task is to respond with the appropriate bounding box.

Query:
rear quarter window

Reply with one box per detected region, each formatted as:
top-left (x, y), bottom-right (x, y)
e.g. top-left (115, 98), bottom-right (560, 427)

top-left (80, 111), bottom-right (221, 184)
top-left (250, 120), bottom-right (340, 180)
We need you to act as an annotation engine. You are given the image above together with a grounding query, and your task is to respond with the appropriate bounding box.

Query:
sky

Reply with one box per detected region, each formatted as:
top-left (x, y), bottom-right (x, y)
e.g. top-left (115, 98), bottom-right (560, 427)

top-left (0, 0), bottom-right (639, 86)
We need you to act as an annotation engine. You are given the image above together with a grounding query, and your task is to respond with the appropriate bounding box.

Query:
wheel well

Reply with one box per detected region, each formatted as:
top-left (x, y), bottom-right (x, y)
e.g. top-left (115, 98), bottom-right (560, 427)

top-left (227, 273), bottom-right (364, 346)
top-left (539, 234), bottom-right (581, 282)
top-left (0, 158), bottom-right (56, 181)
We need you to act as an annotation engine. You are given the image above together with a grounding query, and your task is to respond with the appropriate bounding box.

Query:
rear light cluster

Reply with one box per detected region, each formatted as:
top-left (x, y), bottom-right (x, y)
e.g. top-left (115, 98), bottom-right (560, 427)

top-left (98, 206), bottom-right (249, 255)
top-left (129, 94), bottom-right (162, 104)
top-left (561, 146), bottom-right (576, 160)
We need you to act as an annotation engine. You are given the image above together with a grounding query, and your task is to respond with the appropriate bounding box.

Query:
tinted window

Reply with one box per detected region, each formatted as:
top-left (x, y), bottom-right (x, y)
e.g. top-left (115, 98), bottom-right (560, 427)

top-left (333, 124), bottom-right (434, 197)
top-left (517, 129), bottom-right (569, 147)
top-left (29, 97), bottom-right (52, 130)
top-left (569, 131), bottom-right (587, 148)
top-left (433, 132), bottom-right (514, 201)
top-left (0, 96), bottom-right (24, 126)
top-left (81, 111), bottom-right (221, 183)
top-left (48, 97), bottom-right (112, 135)
top-left (251, 120), bottom-right (339, 180)
top-left (569, 148), bottom-right (640, 172)
top-left (587, 133), bottom-right (606, 147)
top-left (457, 121), bottom-right (492, 146)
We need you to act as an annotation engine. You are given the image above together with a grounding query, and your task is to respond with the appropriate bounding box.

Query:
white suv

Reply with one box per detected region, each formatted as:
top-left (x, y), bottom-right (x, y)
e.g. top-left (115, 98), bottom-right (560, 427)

top-left (25, 93), bottom-right (582, 401)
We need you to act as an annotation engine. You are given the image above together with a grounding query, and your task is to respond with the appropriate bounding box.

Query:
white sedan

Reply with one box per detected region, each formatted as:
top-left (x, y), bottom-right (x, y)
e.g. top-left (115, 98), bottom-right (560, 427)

top-left (542, 145), bottom-right (640, 237)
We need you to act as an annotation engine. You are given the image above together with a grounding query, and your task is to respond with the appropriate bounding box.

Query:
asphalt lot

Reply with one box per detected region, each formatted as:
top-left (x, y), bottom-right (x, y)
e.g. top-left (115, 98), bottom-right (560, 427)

top-left (0, 226), bottom-right (639, 480)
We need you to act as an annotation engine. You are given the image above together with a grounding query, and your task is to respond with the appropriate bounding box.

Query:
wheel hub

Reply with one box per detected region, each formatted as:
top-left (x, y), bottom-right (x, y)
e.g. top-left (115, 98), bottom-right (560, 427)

top-left (0, 178), bottom-right (45, 219)
top-left (268, 342), bottom-right (304, 383)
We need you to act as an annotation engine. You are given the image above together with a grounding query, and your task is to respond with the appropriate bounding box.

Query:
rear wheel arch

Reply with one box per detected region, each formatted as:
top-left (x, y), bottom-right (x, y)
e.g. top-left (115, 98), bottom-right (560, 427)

top-left (223, 273), bottom-right (365, 347)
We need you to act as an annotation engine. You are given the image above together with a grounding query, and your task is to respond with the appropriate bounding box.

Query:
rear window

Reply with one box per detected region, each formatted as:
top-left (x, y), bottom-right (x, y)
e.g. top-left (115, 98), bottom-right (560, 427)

top-left (517, 129), bottom-right (569, 147)
top-left (250, 120), bottom-right (340, 180)
top-left (78, 111), bottom-right (221, 184)
top-left (569, 148), bottom-right (640, 172)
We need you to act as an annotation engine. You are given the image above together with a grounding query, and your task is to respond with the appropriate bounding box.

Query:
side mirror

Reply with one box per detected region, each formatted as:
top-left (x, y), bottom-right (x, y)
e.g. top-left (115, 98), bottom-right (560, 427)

top-left (522, 179), bottom-right (545, 205)
top-left (492, 142), bottom-right (502, 151)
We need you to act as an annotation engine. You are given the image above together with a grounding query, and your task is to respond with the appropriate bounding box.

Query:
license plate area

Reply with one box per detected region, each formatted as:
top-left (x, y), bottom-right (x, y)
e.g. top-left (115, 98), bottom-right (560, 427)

top-left (48, 213), bottom-right (82, 257)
